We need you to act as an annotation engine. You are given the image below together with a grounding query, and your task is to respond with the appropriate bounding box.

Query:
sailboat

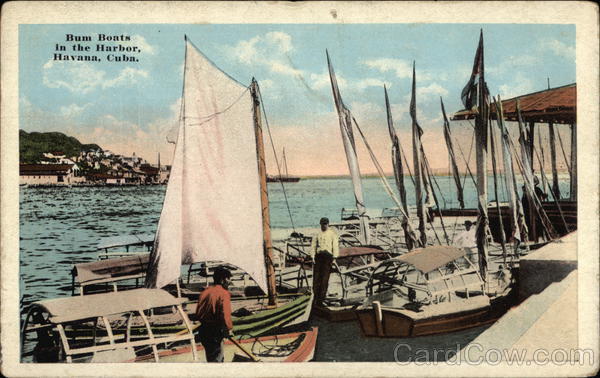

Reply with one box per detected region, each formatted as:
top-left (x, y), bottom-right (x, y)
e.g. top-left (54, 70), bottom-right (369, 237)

top-left (267, 148), bottom-right (301, 183)
top-left (140, 37), bottom-right (313, 337)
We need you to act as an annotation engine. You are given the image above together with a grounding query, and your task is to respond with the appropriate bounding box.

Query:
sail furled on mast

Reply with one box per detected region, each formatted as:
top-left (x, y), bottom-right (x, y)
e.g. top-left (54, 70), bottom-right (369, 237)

top-left (146, 39), bottom-right (268, 292)
top-left (385, 86), bottom-right (409, 215)
top-left (326, 51), bottom-right (370, 245)
top-left (410, 62), bottom-right (428, 246)
top-left (441, 98), bottom-right (465, 209)
top-left (495, 96), bottom-right (528, 246)
top-left (463, 30), bottom-right (490, 279)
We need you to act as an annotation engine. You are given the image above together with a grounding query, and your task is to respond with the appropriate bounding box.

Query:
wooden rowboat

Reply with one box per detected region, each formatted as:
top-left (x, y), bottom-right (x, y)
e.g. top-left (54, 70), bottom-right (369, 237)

top-left (130, 327), bottom-right (319, 363)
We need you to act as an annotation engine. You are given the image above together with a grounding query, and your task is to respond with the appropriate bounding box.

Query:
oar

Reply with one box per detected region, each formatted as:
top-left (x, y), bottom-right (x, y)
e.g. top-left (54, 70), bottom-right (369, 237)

top-left (228, 336), bottom-right (261, 362)
top-left (184, 323), bottom-right (260, 362)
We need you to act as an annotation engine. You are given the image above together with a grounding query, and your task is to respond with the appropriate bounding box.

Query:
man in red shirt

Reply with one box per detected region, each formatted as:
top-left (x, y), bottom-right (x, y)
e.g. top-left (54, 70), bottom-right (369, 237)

top-left (195, 266), bottom-right (233, 362)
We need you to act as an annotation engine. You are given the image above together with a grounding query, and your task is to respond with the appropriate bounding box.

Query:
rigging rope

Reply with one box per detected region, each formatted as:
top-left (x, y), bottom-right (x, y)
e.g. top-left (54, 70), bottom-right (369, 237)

top-left (256, 84), bottom-right (297, 233)
top-left (450, 124), bottom-right (476, 243)
top-left (420, 149), bottom-right (450, 244)
top-left (556, 126), bottom-right (572, 175)
top-left (455, 130), bottom-right (478, 188)
top-left (350, 117), bottom-right (422, 248)
top-left (530, 137), bottom-right (571, 234)
top-left (487, 111), bottom-right (508, 262)
top-left (506, 133), bottom-right (557, 240)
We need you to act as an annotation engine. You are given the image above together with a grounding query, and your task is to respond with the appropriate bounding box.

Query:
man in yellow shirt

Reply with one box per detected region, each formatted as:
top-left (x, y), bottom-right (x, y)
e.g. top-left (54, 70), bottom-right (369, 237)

top-left (310, 217), bottom-right (339, 305)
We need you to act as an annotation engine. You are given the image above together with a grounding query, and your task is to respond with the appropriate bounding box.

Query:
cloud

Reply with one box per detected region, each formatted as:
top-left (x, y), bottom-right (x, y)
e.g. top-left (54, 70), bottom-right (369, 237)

top-left (225, 31), bottom-right (303, 78)
top-left (363, 58), bottom-right (432, 81)
top-left (542, 39), bottom-right (575, 59)
top-left (310, 71), bottom-right (341, 90)
top-left (258, 79), bottom-right (274, 90)
top-left (269, 61), bottom-right (303, 76)
top-left (363, 58), bottom-right (412, 79)
top-left (42, 60), bottom-right (149, 94)
top-left (265, 31), bottom-right (293, 53)
top-left (43, 60), bottom-right (106, 94)
top-left (102, 67), bottom-right (148, 88)
top-left (129, 35), bottom-right (157, 55)
top-left (59, 103), bottom-right (90, 118)
top-left (498, 72), bottom-right (535, 99)
top-left (348, 101), bottom-right (383, 121)
top-left (418, 83), bottom-right (448, 97)
top-left (399, 82), bottom-right (448, 105)
top-left (354, 78), bottom-right (390, 91)
top-left (488, 54), bottom-right (537, 75)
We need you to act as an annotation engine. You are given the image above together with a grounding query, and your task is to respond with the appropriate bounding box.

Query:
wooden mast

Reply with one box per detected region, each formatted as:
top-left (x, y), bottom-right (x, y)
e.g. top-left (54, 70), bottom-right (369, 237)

top-left (474, 30), bottom-right (489, 281)
top-left (250, 78), bottom-right (277, 306)
top-left (411, 62), bottom-right (427, 247)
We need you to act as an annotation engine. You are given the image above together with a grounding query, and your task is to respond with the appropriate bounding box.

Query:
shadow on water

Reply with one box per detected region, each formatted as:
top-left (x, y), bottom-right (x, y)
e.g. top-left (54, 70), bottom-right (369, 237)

top-left (310, 317), bottom-right (490, 362)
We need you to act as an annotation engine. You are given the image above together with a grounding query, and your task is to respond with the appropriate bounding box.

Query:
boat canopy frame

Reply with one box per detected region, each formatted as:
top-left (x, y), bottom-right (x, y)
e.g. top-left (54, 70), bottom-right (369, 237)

top-left (366, 246), bottom-right (485, 305)
top-left (21, 288), bottom-right (197, 363)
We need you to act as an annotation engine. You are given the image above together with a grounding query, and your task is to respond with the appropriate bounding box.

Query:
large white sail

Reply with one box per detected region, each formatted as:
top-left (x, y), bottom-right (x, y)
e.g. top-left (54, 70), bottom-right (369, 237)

top-left (146, 39), bottom-right (267, 292)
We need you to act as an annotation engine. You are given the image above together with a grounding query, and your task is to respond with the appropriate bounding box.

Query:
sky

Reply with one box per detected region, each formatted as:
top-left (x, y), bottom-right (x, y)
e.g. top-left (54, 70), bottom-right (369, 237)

top-left (19, 24), bottom-right (576, 176)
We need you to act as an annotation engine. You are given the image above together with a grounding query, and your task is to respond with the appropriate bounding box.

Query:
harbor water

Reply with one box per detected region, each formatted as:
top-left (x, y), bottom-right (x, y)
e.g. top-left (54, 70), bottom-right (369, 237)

top-left (19, 176), bottom-right (572, 361)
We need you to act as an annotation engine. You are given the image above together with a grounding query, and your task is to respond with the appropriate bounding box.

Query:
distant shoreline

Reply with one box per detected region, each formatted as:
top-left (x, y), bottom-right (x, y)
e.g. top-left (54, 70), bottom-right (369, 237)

top-left (290, 171), bottom-right (572, 179)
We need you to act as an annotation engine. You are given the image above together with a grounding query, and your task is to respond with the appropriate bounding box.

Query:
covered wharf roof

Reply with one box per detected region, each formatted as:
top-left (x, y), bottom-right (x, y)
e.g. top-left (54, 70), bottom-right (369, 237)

top-left (396, 245), bottom-right (467, 273)
top-left (452, 83), bottom-right (576, 124)
top-left (33, 288), bottom-right (184, 324)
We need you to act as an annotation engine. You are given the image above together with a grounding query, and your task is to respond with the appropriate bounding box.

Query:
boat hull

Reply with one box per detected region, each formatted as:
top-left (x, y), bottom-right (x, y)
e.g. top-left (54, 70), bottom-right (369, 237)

top-left (356, 291), bottom-right (517, 338)
top-left (437, 201), bottom-right (577, 243)
top-left (311, 304), bottom-right (357, 322)
top-left (356, 305), bottom-right (489, 338)
top-left (130, 327), bottom-right (319, 362)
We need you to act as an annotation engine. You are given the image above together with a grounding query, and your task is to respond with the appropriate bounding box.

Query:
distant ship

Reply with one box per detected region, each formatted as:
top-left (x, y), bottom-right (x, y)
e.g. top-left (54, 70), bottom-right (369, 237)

top-left (267, 175), bottom-right (300, 183)
top-left (267, 147), bottom-right (301, 183)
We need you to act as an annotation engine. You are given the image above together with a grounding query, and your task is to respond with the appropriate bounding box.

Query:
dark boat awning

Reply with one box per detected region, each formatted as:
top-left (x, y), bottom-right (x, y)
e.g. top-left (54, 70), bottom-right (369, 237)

top-left (74, 254), bottom-right (150, 284)
top-left (452, 83), bottom-right (576, 124)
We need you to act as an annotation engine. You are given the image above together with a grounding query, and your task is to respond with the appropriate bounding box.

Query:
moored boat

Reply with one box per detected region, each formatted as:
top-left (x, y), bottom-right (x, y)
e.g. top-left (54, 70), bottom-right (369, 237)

top-left (130, 327), bottom-right (319, 362)
top-left (141, 36), bottom-right (313, 335)
top-left (21, 288), bottom-right (198, 363)
top-left (355, 245), bottom-right (514, 337)
top-left (21, 288), bottom-right (318, 363)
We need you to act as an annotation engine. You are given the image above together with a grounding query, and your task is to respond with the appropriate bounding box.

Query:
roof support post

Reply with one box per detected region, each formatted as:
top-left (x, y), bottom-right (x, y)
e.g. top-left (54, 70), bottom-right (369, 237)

top-left (549, 122), bottom-right (560, 199)
top-left (528, 122), bottom-right (536, 172)
top-left (570, 123), bottom-right (577, 201)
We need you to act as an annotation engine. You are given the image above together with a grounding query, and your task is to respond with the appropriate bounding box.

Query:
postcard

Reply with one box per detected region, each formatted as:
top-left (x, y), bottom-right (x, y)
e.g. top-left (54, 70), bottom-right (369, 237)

top-left (1, 1), bottom-right (598, 377)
